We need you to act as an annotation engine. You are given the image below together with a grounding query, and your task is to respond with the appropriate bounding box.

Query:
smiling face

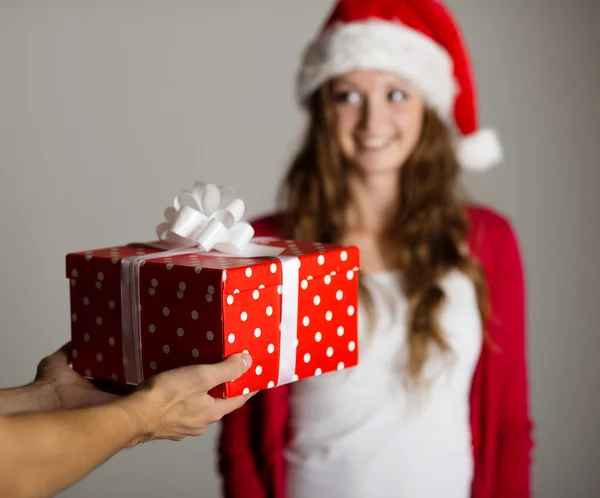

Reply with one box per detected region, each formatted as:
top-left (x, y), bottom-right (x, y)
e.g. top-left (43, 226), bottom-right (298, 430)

top-left (330, 70), bottom-right (425, 176)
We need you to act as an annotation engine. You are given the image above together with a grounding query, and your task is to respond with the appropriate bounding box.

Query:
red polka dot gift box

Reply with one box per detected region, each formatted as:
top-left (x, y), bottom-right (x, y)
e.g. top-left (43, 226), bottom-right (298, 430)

top-left (65, 183), bottom-right (360, 398)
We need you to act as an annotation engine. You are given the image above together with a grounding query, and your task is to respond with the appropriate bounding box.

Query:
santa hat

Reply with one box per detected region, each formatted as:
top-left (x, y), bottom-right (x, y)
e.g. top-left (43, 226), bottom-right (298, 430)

top-left (296, 0), bottom-right (502, 171)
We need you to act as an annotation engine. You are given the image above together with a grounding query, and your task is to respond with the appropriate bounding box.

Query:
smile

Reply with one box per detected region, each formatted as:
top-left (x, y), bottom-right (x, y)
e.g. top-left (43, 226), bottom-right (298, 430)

top-left (356, 136), bottom-right (396, 152)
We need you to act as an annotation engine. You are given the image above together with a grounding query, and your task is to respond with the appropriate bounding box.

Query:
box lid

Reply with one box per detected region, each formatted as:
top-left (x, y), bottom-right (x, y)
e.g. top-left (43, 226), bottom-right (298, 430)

top-left (66, 239), bottom-right (360, 294)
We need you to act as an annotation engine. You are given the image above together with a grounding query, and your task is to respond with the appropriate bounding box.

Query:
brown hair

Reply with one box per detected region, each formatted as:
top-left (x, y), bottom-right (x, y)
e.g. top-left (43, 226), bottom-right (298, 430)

top-left (277, 84), bottom-right (490, 385)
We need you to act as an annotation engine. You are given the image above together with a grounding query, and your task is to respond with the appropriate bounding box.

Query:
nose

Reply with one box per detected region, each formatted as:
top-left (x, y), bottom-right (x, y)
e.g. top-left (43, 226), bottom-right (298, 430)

top-left (359, 95), bottom-right (390, 131)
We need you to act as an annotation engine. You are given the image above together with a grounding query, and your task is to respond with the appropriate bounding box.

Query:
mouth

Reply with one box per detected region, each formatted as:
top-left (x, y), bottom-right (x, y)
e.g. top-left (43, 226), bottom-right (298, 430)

top-left (355, 136), bottom-right (397, 152)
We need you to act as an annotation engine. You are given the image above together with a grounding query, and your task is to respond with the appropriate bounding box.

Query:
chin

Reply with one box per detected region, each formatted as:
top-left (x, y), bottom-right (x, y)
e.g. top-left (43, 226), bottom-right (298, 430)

top-left (353, 155), bottom-right (406, 176)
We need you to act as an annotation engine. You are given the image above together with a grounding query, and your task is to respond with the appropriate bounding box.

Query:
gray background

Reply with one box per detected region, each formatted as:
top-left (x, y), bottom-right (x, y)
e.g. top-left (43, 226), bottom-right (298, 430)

top-left (1, 1), bottom-right (599, 497)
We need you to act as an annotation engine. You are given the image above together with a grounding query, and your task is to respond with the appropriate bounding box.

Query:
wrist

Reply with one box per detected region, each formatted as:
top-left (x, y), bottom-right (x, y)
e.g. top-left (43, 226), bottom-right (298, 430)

top-left (114, 391), bottom-right (158, 447)
top-left (0, 381), bottom-right (60, 415)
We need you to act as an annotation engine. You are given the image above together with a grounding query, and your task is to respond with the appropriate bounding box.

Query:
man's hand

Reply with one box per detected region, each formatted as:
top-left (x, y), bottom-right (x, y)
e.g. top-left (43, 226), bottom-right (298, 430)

top-left (125, 353), bottom-right (254, 445)
top-left (34, 342), bottom-right (118, 410)
top-left (0, 351), bottom-right (254, 498)
top-left (0, 342), bottom-right (119, 415)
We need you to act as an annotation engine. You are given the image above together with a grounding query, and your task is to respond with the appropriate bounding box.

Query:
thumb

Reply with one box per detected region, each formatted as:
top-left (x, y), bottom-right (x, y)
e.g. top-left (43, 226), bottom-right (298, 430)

top-left (198, 354), bottom-right (253, 390)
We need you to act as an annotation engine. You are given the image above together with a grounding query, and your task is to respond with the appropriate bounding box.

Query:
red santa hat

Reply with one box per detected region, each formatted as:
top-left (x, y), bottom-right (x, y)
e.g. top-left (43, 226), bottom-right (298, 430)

top-left (296, 0), bottom-right (502, 171)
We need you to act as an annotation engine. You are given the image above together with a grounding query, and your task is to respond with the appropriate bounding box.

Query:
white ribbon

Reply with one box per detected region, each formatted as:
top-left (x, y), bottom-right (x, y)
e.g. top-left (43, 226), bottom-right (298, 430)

top-left (276, 255), bottom-right (299, 386)
top-left (155, 181), bottom-right (281, 257)
top-left (121, 247), bottom-right (196, 384)
top-left (119, 182), bottom-right (300, 387)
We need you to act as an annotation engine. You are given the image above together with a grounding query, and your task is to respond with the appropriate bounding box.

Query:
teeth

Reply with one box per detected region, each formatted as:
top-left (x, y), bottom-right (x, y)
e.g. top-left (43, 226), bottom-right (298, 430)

top-left (358, 137), bottom-right (390, 149)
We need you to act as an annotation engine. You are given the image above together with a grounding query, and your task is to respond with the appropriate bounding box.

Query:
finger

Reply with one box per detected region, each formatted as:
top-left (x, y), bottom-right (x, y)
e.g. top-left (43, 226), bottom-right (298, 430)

top-left (195, 354), bottom-right (252, 390)
top-left (213, 391), bottom-right (256, 417)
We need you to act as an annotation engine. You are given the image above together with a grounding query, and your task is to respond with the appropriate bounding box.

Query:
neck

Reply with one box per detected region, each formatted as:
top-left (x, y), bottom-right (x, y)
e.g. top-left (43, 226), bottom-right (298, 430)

top-left (345, 170), bottom-right (401, 235)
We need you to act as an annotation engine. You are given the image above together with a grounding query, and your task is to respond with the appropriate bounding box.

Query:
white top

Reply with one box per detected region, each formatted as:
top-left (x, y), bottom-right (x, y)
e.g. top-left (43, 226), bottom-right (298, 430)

top-left (285, 269), bottom-right (482, 498)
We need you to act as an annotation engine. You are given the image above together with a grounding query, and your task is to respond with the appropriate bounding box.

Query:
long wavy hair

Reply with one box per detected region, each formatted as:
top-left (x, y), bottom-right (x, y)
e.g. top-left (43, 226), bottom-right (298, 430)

top-left (277, 83), bottom-right (491, 384)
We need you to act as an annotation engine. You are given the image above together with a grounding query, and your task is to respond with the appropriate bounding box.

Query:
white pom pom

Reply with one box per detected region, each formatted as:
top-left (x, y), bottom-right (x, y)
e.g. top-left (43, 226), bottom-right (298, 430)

top-left (457, 129), bottom-right (503, 171)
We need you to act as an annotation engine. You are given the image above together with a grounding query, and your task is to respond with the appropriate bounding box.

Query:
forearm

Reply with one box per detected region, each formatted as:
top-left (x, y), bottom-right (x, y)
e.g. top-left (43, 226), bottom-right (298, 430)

top-left (0, 395), bottom-right (151, 498)
top-left (0, 382), bottom-right (58, 415)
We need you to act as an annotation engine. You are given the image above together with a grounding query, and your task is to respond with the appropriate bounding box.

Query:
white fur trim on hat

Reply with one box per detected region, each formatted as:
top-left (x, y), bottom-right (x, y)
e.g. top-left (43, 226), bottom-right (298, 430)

top-left (297, 20), bottom-right (458, 120)
top-left (456, 129), bottom-right (503, 171)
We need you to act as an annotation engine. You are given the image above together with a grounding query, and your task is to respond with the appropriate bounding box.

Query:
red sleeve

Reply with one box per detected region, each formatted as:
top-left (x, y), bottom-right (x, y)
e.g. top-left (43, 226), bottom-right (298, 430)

top-left (216, 215), bottom-right (277, 498)
top-left (217, 398), bottom-right (266, 498)
top-left (491, 219), bottom-right (534, 497)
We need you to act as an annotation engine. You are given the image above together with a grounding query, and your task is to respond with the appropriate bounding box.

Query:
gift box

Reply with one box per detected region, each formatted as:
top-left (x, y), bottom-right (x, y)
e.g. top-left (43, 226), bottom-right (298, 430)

top-left (65, 183), bottom-right (360, 398)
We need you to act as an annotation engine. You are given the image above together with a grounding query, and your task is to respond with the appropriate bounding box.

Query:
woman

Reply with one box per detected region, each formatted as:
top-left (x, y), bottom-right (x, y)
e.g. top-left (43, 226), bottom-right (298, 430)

top-left (219, 1), bottom-right (533, 497)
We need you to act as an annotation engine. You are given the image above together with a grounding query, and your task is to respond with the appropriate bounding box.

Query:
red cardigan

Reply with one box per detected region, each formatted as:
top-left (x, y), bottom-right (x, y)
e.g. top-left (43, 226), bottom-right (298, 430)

top-left (218, 206), bottom-right (534, 498)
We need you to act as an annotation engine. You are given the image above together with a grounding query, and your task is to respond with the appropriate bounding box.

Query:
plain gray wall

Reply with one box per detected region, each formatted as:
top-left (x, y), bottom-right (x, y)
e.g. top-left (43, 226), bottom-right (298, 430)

top-left (1, 1), bottom-right (599, 497)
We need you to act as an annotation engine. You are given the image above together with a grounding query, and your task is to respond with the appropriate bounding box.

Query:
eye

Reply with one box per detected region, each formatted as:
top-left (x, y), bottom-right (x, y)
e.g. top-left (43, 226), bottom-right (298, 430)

top-left (389, 90), bottom-right (408, 102)
top-left (333, 90), bottom-right (362, 104)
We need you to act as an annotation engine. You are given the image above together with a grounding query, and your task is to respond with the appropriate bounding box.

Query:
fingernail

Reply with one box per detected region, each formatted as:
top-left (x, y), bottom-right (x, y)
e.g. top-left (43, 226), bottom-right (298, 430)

top-left (240, 353), bottom-right (252, 369)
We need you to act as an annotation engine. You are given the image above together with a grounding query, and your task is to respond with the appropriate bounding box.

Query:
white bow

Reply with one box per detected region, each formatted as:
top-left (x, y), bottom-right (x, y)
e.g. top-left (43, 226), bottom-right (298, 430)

top-left (155, 182), bottom-right (282, 257)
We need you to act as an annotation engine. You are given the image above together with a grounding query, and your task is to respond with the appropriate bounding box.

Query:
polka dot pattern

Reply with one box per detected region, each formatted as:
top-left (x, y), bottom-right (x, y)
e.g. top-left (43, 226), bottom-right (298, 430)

top-left (286, 244), bottom-right (359, 383)
top-left (66, 239), bottom-right (359, 398)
